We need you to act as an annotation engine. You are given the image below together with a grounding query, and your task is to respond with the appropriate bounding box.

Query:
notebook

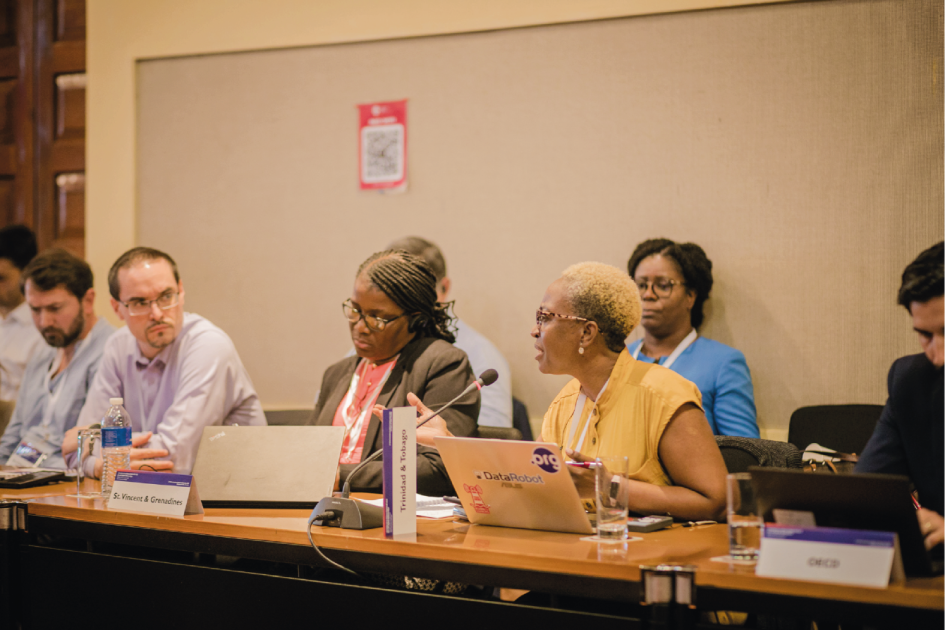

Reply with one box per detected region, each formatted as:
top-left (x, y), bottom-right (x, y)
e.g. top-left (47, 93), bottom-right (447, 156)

top-left (191, 425), bottom-right (344, 508)
top-left (435, 436), bottom-right (594, 534)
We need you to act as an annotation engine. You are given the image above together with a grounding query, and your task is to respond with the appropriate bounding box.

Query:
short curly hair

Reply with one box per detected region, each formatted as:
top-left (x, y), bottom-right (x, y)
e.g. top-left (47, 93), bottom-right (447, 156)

top-left (627, 238), bottom-right (714, 329)
top-left (560, 262), bottom-right (641, 353)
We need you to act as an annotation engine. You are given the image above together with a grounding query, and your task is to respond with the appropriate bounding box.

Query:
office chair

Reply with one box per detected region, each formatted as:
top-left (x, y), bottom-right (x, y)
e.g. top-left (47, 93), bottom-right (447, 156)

top-left (475, 426), bottom-right (524, 440)
top-left (263, 409), bottom-right (313, 426)
top-left (512, 397), bottom-right (534, 441)
top-left (787, 404), bottom-right (883, 455)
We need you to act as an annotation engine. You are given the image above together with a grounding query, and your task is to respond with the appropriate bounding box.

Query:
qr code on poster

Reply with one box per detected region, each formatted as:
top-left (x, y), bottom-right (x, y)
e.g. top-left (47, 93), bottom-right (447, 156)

top-left (361, 123), bottom-right (405, 184)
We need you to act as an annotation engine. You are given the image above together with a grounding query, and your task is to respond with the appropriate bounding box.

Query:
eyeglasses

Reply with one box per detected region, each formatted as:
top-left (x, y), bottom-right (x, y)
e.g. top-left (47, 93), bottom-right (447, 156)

top-left (343, 299), bottom-right (407, 332)
top-left (635, 279), bottom-right (684, 299)
top-left (119, 291), bottom-right (180, 317)
top-left (535, 308), bottom-right (589, 330)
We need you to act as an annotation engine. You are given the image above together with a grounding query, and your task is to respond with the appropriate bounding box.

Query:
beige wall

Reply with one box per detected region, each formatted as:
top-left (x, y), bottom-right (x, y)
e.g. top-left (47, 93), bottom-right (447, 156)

top-left (87, 0), bottom-right (791, 319)
top-left (91, 0), bottom-right (942, 440)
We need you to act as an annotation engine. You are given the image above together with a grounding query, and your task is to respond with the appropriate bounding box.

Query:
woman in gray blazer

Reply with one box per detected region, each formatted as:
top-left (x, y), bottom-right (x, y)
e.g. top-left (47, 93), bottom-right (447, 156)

top-left (309, 249), bottom-right (479, 496)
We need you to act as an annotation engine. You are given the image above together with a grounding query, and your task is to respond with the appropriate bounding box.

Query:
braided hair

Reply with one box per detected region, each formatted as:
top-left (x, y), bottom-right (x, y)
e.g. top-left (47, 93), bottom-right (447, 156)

top-left (627, 238), bottom-right (714, 330)
top-left (357, 250), bottom-right (457, 343)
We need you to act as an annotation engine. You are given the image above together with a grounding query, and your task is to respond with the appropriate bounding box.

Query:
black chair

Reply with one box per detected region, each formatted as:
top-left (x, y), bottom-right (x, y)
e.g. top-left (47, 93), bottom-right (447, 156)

top-left (512, 397), bottom-right (534, 441)
top-left (787, 404), bottom-right (883, 455)
top-left (715, 436), bottom-right (803, 474)
top-left (264, 409), bottom-right (312, 426)
top-left (475, 426), bottom-right (524, 440)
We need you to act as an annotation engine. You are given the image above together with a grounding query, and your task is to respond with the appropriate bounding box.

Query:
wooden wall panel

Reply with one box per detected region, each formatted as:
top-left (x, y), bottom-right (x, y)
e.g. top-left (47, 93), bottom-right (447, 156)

top-left (52, 170), bottom-right (82, 255)
top-left (34, 0), bottom-right (85, 253)
top-left (55, 72), bottom-right (83, 139)
top-left (0, 0), bottom-right (85, 256)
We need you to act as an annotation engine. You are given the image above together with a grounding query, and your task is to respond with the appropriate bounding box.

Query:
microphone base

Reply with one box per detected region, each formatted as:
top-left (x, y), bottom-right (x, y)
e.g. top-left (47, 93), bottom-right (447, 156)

top-left (310, 496), bottom-right (383, 530)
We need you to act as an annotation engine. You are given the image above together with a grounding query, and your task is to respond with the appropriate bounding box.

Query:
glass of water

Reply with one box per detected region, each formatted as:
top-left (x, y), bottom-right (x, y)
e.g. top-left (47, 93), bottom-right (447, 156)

top-left (72, 427), bottom-right (100, 499)
top-left (727, 472), bottom-right (764, 561)
top-left (595, 456), bottom-right (630, 542)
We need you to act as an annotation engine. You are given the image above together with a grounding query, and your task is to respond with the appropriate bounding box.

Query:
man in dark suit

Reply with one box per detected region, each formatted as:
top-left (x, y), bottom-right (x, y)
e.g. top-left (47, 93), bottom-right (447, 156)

top-left (857, 241), bottom-right (943, 551)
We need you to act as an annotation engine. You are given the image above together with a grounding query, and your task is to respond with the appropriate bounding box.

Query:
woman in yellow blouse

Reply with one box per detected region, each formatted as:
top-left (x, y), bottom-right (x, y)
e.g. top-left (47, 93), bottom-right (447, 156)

top-left (534, 262), bottom-right (727, 521)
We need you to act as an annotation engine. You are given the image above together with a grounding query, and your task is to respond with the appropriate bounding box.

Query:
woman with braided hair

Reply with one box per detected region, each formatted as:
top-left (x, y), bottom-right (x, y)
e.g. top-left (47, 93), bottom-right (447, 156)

top-left (308, 249), bottom-right (479, 496)
top-left (627, 238), bottom-right (759, 438)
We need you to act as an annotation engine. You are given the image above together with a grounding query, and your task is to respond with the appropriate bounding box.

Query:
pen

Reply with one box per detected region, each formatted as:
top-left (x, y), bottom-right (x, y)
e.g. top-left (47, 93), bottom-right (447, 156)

top-left (565, 461), bottom-right (599, 469)
top-left (683, 520), bottom-right (717, 527)
top-left (911, 493), bottom-right (921, 510)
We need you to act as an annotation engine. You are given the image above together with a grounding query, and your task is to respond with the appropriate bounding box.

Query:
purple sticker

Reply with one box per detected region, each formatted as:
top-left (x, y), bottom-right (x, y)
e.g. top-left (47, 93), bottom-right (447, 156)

top-left (530, 447), bottom-right (560, 473)
top-left (764, 524), bottom-right (895, 548)
top-left (114, 470), bottom-right (191, 487)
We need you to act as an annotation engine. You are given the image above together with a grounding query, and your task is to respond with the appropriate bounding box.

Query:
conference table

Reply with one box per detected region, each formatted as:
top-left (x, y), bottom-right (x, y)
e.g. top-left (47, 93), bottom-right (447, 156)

top-left (2, 482), bottom-right (942, 629)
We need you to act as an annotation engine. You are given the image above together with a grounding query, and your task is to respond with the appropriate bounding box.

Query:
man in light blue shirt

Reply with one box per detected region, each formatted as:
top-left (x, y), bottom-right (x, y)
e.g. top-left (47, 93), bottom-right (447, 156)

top-left (0, 250), bottom-right (115, 468)
top-left (388, 237), bottom-right (513, 428)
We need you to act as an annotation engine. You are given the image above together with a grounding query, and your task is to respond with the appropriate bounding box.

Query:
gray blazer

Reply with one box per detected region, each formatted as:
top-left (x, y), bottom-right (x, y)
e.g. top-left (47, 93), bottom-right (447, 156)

top-left (310, 336), bottom-right (480, 495)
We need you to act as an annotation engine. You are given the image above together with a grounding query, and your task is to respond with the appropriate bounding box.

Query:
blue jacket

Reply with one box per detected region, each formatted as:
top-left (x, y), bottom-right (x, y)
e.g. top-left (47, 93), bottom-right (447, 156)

top-left (628, 336), bottom-right (759, 437)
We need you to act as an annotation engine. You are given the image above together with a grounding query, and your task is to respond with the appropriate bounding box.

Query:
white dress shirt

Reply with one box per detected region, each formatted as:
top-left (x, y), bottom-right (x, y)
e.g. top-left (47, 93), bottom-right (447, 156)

top-left (0, 301), bottom-right (44, 401)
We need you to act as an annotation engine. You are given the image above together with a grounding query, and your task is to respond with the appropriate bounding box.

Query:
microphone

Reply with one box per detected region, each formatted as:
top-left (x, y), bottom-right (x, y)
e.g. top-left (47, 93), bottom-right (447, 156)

top-left (309, 369), bottom-right (500, 531)
top-left (414, 368), bottom-right (498, 432)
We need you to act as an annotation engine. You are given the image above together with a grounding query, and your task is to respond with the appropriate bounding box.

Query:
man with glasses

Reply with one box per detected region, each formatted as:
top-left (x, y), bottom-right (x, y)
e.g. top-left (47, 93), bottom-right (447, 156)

top-left (65, 247), bottom-right (265, 476)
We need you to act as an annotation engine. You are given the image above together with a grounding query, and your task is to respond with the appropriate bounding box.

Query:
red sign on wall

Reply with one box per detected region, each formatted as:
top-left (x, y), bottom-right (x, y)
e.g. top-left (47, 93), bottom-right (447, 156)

top-left (357, 100), bottom-right (407, 191)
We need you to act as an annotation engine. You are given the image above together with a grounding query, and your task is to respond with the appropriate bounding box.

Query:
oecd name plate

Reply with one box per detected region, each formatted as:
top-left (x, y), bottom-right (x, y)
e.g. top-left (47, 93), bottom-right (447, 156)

top-left (107, 470), bottom-right (203, 517)
top-left (757, 524), bottom-right (904, 588)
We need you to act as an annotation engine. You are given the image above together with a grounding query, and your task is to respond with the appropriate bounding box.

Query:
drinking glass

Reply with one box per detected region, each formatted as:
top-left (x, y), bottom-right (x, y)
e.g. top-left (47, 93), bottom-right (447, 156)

top-left (595, 456), bottom-right (630, 541)
top-left (72, 427), bottom-right (100, 499)
top-left (727, 472), bottom-right (763, 561)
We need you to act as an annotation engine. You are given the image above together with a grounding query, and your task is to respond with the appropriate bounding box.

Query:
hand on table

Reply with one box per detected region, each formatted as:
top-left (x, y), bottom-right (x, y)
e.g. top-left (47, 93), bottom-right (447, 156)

top-left (92, 432), bottom-right (173, 478)
top-left (917, 508), bottom-right (944, 550)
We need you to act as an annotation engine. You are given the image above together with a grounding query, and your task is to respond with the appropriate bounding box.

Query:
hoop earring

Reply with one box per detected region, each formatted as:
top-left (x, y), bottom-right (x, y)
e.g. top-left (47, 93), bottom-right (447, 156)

top-left (578, 346), bottom-right (584, 355)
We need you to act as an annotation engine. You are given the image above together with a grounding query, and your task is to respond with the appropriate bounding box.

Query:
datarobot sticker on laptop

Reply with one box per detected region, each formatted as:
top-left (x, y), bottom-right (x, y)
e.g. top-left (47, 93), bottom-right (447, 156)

top-left (471, 447), bottom-right (563, 488)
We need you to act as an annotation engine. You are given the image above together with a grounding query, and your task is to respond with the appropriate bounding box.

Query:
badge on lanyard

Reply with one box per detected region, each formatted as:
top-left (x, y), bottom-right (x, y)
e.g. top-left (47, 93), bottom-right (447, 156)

top-left (6, 427), bottom-right (57, 468)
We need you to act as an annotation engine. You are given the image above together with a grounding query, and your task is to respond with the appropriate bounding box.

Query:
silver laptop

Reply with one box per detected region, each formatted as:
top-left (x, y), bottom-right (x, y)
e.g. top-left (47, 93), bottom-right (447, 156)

top-left (192, 426), bottom-right (344, 508)
top-left (435, 436), bottom-right (595, 535)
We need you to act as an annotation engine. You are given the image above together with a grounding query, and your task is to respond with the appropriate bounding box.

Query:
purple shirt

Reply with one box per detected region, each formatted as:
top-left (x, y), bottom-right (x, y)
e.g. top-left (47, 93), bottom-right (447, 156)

top-left (75, 312), bottom-right (265, 473)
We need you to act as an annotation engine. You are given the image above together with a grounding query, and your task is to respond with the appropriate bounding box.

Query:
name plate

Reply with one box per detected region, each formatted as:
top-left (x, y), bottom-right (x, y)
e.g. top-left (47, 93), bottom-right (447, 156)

top-left (757, 524), bottom-right (904, 588)
top-left (107, 470), bottom-right (204, 517)
top-left (382, 407), bottom-right (416, 540)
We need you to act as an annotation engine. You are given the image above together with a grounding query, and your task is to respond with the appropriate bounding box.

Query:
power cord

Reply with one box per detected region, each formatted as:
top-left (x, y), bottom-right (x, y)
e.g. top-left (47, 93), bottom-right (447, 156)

top-left (306, 509), bottom-right (360, 577)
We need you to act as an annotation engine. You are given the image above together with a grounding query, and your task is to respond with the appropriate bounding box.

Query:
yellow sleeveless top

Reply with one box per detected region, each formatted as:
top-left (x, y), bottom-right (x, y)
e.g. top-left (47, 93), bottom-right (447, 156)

top-left (541, 349), bottom-right (703, 486)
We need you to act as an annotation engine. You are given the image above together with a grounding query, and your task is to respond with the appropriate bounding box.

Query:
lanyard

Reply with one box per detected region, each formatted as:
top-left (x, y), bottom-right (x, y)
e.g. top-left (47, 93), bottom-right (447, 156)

top-left (632, 328), bottom-right (698, 370)
top-left (566, 378), bottom-right (610, 453)
top-left (338, 358), bottom-right (396, 461)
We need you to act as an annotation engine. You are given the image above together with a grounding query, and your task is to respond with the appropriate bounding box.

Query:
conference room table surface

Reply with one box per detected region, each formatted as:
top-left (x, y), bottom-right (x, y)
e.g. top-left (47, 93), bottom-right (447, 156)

top-left (5, 481), bottom-right (942, 623)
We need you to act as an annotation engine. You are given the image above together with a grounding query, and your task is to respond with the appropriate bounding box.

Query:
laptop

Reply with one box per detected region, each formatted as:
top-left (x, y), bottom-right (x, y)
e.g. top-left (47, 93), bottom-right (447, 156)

top-left (435, 436), bottom-right (595, 535)
top-left (191, 426), bottom-right (344, 508)
top-left (750, 467), bottom-right (942, 576)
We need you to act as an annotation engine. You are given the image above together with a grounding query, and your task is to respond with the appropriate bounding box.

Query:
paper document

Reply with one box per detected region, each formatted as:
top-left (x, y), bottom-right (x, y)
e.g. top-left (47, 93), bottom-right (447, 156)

top-left (362, 494), bottom-right (455, 519)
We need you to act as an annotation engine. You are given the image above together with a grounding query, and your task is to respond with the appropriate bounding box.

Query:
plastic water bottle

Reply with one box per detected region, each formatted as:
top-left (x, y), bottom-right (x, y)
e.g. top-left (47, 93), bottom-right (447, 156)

top-left (101, 397), bottom-right (132, 497)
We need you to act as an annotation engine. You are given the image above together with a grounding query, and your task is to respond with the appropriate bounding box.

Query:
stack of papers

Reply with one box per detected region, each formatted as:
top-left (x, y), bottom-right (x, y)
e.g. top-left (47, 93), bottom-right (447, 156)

top-left (361, 494), bottom-right (456, 519)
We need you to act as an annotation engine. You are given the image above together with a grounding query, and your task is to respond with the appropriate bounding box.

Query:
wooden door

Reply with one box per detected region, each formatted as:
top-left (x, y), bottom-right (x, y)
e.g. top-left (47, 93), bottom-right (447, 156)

top-left (0, 0), bottom-right (85, 257)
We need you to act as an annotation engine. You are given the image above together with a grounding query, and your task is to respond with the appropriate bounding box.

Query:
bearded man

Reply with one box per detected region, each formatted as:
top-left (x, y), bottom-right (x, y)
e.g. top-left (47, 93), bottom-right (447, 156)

top-left (0, 250), bottom-right (115, 468)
